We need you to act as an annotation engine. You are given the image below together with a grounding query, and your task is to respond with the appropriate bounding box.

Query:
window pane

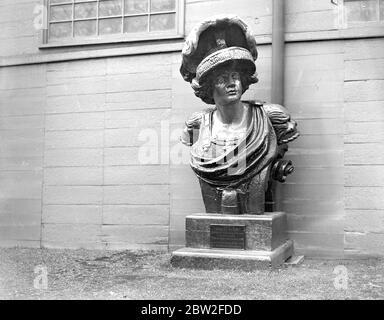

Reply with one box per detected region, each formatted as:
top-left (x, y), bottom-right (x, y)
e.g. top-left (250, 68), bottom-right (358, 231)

top-left (74, 20), bottom-right (97, 36)
top-left (380, 0), bottom-right (384, 20)
top-left (345, 0), bottom-right (378, 22)
top-left (99, 18), bottom-right (122, 34)
top-left (49, 22), bottom-right (72, 39)
top-left (150, 0), bottom-right (175, 12)
top-left (99, 0), bottom-right (123, 17)
top-left (124, 16), bottom-right (148, 33)
top-left (150, 13), bottom-right (175, 31)
top-left (74, 2), bottom-right (97, 19)
top-left (48, 0), bottom-right (179, 42)
top-left (124, 0), bottom-right (148, 14)
top-left (50, 4), bottom-right (73, 21)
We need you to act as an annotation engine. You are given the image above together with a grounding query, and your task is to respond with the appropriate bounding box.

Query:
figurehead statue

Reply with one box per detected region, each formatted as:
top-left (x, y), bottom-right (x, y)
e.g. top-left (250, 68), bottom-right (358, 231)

top-left (180, 15), bottom-right (299, 215)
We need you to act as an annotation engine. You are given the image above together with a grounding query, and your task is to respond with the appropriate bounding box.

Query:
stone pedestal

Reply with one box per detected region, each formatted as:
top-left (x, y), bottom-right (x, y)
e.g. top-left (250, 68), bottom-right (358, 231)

top-left (171, 212), bottom-right (293, 269)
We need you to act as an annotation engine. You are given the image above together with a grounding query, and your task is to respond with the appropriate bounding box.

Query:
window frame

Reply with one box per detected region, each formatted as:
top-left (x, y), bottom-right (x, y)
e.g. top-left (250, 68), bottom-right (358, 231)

top-left (40, 0), bottom-right (185, 48)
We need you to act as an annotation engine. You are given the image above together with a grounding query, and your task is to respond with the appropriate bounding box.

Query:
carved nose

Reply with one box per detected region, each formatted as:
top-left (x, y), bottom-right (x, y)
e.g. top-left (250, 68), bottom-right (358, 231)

top-left (226, 81), bottom-right (236, 89)
top-left (227, 78), bottom-right (235, 85)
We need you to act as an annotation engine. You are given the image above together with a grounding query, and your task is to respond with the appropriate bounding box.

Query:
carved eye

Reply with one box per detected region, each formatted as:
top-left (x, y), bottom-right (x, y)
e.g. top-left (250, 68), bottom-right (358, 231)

top-left (231, 72), bottom-right (240, 80)
top-left (215, 76), bottom-right (226, 85)
top-left (215, 72), bottom-right (239, 85)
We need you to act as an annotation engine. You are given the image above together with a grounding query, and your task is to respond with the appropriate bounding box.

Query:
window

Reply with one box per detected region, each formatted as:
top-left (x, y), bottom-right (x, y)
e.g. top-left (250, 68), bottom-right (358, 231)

top-left (43, 0), bottom-right (184, 46)
top-left (343, 0), bottom-right (384, 25)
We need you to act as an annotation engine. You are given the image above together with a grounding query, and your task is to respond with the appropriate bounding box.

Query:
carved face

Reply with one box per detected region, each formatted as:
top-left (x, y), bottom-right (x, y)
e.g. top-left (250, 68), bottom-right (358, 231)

top-left (212, 68), bottom-right (243, 106)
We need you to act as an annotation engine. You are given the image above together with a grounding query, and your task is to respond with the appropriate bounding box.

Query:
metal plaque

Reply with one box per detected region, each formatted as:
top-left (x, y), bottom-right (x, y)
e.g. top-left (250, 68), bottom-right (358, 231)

top-left (210, 224), bottom-right (246, 249)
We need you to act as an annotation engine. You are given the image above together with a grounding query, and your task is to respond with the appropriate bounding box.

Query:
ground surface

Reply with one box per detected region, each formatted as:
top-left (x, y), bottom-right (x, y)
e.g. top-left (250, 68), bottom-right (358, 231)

top-left (0, 248), bottom-right (383, 300)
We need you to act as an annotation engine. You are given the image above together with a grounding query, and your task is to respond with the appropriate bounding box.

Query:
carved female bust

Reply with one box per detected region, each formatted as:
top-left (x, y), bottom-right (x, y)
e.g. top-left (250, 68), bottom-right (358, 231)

top-left (180, 16), bottom-right (299, 215)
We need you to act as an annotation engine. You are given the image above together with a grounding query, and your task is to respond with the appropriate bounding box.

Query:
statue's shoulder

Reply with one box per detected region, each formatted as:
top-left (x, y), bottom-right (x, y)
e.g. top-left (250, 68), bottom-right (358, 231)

top-left (244, 100), bottom-right (289, 122)
top-left (243, 100), bottom-right (289, 117)
top-left (181, 107), bottom-right (214, 146)
top-left (248, 101), bottom-right (300, 145)
top-left (185, 107), bottom-right (215, 128)
top-left (262, 103), bottom-right (291, 120)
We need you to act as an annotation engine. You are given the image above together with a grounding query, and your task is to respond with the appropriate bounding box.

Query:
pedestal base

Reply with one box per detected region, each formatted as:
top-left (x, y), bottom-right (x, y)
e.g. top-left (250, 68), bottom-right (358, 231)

top-left (171, 212), bottom-right (294, 270)
top-left (171, 240), bottom-right (293, 270)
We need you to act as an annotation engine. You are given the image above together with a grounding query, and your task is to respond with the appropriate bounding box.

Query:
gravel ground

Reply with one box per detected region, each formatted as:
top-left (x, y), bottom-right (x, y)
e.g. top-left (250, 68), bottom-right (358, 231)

top-left (0, 247), bottom-right (383, 300)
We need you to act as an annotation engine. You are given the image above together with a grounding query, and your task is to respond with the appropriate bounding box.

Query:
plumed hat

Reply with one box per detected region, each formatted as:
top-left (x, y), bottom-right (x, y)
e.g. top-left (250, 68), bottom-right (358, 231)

top-left (180, 15), bottom-right (258, 86)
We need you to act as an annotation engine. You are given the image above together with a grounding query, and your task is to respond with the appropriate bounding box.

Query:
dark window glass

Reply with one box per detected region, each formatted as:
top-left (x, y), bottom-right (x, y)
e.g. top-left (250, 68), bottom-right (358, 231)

top-left (74, 20), bottom-right (97, 36)
top-left (150, 13), bottom-right (175, 31)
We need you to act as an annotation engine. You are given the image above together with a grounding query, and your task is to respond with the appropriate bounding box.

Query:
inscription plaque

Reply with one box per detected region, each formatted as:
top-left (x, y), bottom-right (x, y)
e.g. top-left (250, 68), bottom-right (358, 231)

top-left (210, 224), bottom-right (246, 250)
